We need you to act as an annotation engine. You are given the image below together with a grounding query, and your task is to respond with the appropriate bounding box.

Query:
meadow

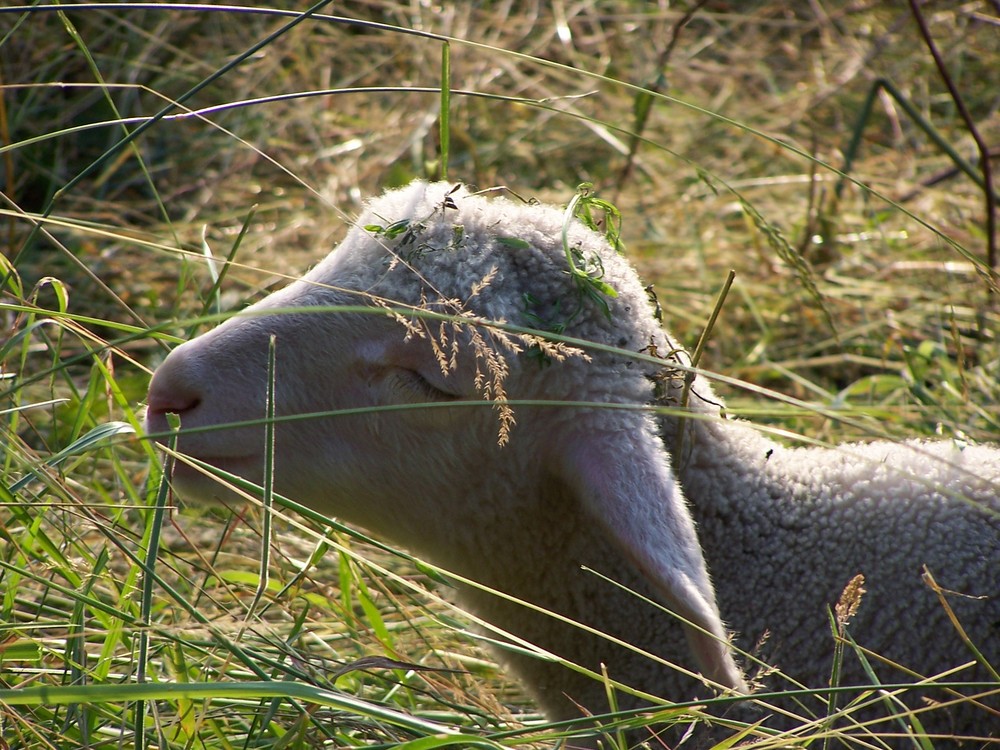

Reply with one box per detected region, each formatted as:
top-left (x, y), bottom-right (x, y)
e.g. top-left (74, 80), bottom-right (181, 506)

top-left (1, 2), bottom-right (998, 747)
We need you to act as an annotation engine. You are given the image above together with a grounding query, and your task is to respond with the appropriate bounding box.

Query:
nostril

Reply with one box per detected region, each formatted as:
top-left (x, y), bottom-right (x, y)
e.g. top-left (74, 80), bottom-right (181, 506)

top-left (146, 349), bottom-right (204, 418)
top-left (147, 390), bottom-right (201, 416)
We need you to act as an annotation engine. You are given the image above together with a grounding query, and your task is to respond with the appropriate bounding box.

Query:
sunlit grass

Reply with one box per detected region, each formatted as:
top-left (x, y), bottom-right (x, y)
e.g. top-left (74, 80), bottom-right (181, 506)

top-left (2, 1), bottom-right (998, 747)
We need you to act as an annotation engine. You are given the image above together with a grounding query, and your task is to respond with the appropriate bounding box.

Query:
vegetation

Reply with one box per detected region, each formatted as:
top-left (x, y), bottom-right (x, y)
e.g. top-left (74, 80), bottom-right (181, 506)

top-left (1, 1), bottom-right (997, 747)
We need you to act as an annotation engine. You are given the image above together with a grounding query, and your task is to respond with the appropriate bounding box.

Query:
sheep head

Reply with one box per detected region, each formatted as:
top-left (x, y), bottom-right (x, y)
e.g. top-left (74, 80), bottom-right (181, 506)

top-left (145, 181), bottom-right (747, 698)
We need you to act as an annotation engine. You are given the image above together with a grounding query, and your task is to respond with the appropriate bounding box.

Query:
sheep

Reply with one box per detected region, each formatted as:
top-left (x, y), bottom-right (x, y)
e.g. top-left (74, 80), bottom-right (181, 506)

top-left (145, 180), bottom-right (1000, 744)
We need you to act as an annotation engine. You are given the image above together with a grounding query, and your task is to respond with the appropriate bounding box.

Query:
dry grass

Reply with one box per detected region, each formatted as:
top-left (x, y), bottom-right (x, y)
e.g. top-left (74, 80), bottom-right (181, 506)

top-left (1, 1), bottom-right (998, 747)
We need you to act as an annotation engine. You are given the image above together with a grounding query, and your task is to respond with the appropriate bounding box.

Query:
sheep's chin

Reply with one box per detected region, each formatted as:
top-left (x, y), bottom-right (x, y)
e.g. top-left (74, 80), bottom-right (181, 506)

top-left (166, 454), bottom-right (266, 505)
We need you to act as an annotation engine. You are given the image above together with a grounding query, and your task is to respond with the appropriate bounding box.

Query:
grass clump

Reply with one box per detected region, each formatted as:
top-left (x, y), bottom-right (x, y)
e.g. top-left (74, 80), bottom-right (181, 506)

top-left (1, 1), bottom-right (998, 747)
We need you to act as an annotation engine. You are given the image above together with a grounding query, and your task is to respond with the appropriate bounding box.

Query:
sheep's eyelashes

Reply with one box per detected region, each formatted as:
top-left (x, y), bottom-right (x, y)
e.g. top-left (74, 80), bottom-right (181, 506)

top-left (381, 367), bottom-right (461, 404)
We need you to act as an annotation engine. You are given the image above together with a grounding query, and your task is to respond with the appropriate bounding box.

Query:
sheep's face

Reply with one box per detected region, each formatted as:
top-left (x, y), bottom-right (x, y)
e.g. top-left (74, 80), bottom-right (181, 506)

top-left (145, 273), bottom-right (525, 545)
top-left (145, 181), bottom-right (651, 545)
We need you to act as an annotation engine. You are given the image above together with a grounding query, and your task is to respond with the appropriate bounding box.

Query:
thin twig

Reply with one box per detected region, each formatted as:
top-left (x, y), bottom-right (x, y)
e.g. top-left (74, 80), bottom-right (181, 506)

top-left (675, 270), bottom-right (735, 460)
top-left (907, 0), bottom-right (997, 292)
top-left (615, 0), bottom-right (709, 193)
top-left (898, 148), bottom-right (1000, 203)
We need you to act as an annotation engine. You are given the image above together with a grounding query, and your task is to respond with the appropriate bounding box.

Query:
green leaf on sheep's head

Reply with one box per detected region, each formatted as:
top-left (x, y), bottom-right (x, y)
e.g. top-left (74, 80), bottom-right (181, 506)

top-left (560, 183), bottom-right (624, 321)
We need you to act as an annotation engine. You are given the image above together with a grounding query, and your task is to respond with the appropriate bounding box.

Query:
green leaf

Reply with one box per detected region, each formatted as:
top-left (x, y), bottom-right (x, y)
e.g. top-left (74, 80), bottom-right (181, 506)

top-left (9, 421), bottom-right (135, 492)
top-left (497, 236), bottom-right (532, 249)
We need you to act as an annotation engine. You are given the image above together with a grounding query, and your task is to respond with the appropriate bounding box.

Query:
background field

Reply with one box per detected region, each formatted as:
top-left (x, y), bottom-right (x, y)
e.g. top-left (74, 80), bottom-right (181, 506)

top-left (1, 1), bottom-right (998, 747)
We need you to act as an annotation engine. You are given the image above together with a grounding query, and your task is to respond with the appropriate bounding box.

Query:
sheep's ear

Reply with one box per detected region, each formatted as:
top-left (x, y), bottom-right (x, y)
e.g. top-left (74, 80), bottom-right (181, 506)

top-left (556, 421), bottom-right (747, 693)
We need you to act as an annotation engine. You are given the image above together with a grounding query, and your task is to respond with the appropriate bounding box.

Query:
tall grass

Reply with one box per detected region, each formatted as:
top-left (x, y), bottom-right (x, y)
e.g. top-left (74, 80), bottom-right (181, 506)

top-left (1, 2), bottom-right (998, 747)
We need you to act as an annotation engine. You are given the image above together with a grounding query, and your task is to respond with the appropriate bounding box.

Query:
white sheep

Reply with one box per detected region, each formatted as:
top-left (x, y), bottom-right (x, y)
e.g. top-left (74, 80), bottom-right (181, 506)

top-left (146, 181), bottom-right (999, 744)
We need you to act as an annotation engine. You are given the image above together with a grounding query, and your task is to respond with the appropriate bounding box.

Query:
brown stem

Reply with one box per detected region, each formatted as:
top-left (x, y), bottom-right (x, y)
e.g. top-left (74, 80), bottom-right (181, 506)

top-left (907, 0), bottom-right (997, 293)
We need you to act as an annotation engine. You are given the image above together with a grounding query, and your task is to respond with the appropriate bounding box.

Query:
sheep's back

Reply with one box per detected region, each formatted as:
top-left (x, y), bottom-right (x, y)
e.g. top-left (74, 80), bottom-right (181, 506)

top-left (693, 430), bottom-right (1000, 735)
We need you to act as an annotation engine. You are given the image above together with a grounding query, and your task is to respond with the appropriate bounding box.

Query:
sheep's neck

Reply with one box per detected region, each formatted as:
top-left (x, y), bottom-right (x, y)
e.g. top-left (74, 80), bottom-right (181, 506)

top-left (657, 401), bottom-right (785, 528)
top-left (418, 471), bottom-right (703, 719)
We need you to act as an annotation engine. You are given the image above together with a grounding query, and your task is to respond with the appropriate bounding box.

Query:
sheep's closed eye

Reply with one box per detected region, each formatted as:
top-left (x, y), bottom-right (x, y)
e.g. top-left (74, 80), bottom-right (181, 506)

top-left (382, 367), bottom-right (461, 403)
